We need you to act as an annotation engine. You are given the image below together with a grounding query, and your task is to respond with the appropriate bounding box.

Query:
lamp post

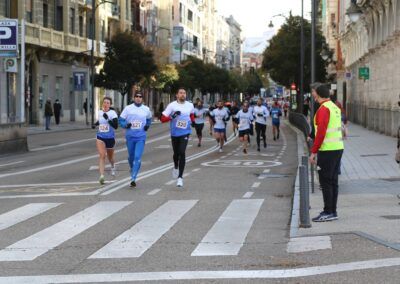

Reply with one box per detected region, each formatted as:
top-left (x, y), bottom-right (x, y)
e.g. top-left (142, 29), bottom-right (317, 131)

top-left (150, 26), bottom-right (171, 46)
top-left (179, 38), bottom-right (194, 63)
top-left (90, 0), bottom-right (115, 127)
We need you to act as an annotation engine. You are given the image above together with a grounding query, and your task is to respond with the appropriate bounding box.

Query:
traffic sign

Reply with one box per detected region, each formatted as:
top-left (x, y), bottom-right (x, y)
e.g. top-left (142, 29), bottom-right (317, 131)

top-left (4, 57), bottom-right (17, 72)
top-left (358, 67), bottom-right (369, 80)
top-left (0, 19), bottom-right (18, 57)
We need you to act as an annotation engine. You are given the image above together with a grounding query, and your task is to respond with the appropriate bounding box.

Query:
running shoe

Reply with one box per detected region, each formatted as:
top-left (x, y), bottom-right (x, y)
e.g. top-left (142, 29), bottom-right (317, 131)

top-left (277, 132), bottom-right (280, 139)
top-left (111, 166), bottom-right (116, 176)
top-left (243, 148), bottom-right (247, 154)
top-left (312, 212), bottom-right (336, 222)
top-left (172, 168), bottom-right (179, 179)
top-left (99, 175), bottom-right (105, 185)
top-left (198, 143), bottom-right (201, 147)
top-left (130, 180), bottom-right (136, 187)
top-left (264, 142), bottom-right (267, 148)
top-left (257, 147), bottom-right (260, 152)
top-left (177, 178), bottom-right (183, 187)
top-left (219, 147), bottom-right (223, 153)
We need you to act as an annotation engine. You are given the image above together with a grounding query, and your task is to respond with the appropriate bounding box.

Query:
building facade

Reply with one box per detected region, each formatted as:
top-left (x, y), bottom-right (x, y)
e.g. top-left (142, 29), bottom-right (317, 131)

top-left (339, 0), bottom-right (400, 136)
top-left (200, 0), bottom-right (217, 64)
top-left (226, 15), bottom-right (242, 70)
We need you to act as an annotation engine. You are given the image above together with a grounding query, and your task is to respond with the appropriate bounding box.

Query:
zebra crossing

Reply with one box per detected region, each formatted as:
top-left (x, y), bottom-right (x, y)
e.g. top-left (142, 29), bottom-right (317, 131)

top-left (0, 198), bottom-right (265, 264)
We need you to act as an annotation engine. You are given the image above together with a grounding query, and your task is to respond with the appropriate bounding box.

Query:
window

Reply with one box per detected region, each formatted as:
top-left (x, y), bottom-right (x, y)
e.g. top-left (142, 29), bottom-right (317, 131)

top-left (188, 9), bottom-right (193, 22)
top-left (79, 16), bottom-right (83, 36)
top-left (126, 0), bottom-right (129, 20)
top-left (41, 75), bottom-right (49, 109)
top-left (101, 20), bottom-right (105, 41)
top-left (25, 0), bottom-right (33, 23)
top-left (179, 3), bottom-right (182, 23)
top-left (55, 4), bottom-right (63, 31)
top-left (55, 77), bottom-right (63, 103)
top-left (43, 3), bottom-right (48, 27)
top-left (193, 36), bottom-right (198, 47)
top-left (69, 8), bottom-right (75, 34)
top-left (172, 5), bottom-right (174, 20)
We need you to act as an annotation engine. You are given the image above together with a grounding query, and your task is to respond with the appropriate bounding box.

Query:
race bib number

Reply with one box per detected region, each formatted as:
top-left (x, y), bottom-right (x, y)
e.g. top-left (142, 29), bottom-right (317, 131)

top-left (239, 120), bottom-right (247, 128)
top-left (131, 120), bottom-right (142, 129)
top-left (273, 114), bottom-right (278, 119)
top-left (99, 124), bottom-right (110, 133)
top-left (216, 116), bottom-right (223, 122)
top-left (176, 120), bottom-right (188, 129)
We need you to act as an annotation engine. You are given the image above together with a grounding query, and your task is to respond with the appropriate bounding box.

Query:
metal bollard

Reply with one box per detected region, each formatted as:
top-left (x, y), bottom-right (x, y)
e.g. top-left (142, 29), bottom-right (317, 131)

top-left (299, 165), bottom-right (311, 228)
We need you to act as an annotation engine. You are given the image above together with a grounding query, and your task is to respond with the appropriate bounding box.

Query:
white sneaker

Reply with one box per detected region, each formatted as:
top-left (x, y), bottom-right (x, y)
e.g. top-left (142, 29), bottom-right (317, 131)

top-left (111, 166), bottom-right (116, 176)
top-left (99, 175), bottom-right (105, 185)
top-left (219, 147), bottom-right (223, 153)
top-left (172, 168), bottom-right (179, 179)
top-left (177, 178), bottom-right (183, 187)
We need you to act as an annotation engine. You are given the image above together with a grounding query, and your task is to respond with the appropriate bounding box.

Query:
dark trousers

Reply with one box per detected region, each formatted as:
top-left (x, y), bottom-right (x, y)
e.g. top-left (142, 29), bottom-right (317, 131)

top-left (255, 122), bottom-right (266, 147)
top-left (171, 135), bottom-right (189, 178)
top-left (55, 114), bottom-right (60, 125)
top-left (317, 149), bottom-right (343, 214)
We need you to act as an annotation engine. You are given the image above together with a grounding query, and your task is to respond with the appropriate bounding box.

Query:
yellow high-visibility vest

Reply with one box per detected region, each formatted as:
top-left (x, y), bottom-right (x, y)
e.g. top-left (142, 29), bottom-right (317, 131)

top-left (314, 100), bottom-right (344, 151)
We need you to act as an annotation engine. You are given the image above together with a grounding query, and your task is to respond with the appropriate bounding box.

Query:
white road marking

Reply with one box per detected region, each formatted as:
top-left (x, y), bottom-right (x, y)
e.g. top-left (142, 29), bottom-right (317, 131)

top-left (183, 173), bottom-right (190, 178)
top-left (251, 182), bottom-right (261, 188)
top-left (155, 145), bottom-right (171, 149)
top-left (242, 192), bottom-right (254, 198)
top-left (0, 203), bottom-right (61, 231)
top-left (0, 161), bottom-right (24, 167)
top-left (258, 176), bottom-right (266, 180)
top-left (165, 180), bottom-right (175, 185)
top-left (0, 201), bottom-right (131, 261)
top-left (263, 169), bottom-right (270, 173)
top-left (0, 135), bottom-right (171, 179)
top-left (147, 189), bottom-right (162, 196)
top-left (90, 200), bottom-right (198, 259)
top-left (191, 199), bottom-right (263, 256)
top-left (30, 138), bottom-right (94, 152)
top-left (287, 236), bottom-right (332, 253)
top-left (3, 257), bottom-right (400, 282)
top-left (192, 168), bottom-right (201, 172)
top-left (89, 160), bottom-right (128, 171)
top-left (221, 156), bottom-right (227, 159)
top-left (0, 181), bottom-right (115, 189)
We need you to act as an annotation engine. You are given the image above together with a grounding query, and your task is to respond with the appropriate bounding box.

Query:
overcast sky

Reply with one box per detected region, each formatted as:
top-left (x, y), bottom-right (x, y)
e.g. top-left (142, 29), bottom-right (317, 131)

top-left (216, 0), bottom-right (312, 38)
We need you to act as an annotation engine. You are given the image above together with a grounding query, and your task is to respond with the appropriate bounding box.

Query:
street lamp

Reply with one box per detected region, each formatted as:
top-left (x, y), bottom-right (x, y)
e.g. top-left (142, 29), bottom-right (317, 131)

top-left (346, 0), bottom-right (363, 23)
top-left (150, 26), bottom-right (171, 45)
top-left (89, 0), bottom-right (116, 127)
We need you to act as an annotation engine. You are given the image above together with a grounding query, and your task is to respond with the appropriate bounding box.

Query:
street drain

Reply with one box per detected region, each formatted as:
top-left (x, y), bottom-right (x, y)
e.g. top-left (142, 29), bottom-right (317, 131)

top-left (360, 154), bottom-right (388, 157)
top-left (381, 215), bottom-right (400, 220)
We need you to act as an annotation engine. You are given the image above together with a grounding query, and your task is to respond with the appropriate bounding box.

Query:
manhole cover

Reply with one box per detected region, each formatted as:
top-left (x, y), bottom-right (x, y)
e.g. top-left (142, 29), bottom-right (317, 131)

top-left (360, 154), bottom-right (388, 157)
top-left (381, 215), bottom-right (400, 220)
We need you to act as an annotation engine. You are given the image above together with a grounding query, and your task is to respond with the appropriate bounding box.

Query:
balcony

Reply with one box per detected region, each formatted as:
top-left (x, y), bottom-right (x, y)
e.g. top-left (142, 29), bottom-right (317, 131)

top-left (25, 22), bottom-right (105, 57)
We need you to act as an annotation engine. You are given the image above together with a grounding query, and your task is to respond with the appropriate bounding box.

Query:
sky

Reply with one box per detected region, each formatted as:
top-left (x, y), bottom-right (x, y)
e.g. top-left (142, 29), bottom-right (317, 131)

top-left (216, 0), bottom-right (312, 52)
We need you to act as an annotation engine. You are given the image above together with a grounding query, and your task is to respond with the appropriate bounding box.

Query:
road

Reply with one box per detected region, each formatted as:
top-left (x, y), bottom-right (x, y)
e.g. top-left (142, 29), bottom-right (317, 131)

top-left (0, 121), bottom-right (399, 283)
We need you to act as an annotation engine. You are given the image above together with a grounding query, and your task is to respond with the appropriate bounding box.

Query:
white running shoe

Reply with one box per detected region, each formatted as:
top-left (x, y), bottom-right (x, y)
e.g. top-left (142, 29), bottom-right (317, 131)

top-left (111, 166), bottom-right (116, 176)
top-left (99, 175), bottom-right (105, 185)
top-left (219, 147), bottom-right (223, 153)
top-left (172, 168), bottom-right (179, 179)
top-left (177, 178), bottom-right (183, 187)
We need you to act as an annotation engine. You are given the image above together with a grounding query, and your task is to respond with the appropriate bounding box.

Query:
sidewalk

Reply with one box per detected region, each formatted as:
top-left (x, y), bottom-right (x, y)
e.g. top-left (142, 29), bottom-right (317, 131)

top-left (297, 123), bottom-right (400, 248)
top-left (27, 121), bottom-right (91, 135)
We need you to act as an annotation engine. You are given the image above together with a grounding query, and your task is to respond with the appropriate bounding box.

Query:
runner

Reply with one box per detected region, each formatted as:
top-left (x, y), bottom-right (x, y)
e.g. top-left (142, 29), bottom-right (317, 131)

top-left (94, 97), bottom-right (119, 185)
top-left (253, 98), bottom-right (269, 151)
top-left (230, 101), bottom-right (240, 136)
top-left (207, 103), bottom-right (216, 136)
top-left (209, 100), bottom-right (230, 152)
top-left (193, 100), bottom-right (208, 147)
top-left (161, 88), bottom-right (195, 187)
top-left (270, 101), bottom-right (283, 140)
top-left (283, 98), bottom-right (289, 118)
top-left (237, 101), bottom-right (253, 154)
top-left (119, 93), bottom-right (152, 188)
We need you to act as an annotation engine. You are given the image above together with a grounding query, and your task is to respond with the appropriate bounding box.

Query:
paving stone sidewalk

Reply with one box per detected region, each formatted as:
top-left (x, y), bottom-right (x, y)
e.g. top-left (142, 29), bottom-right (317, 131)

top-left (297, 122), bottom-right (400, 247)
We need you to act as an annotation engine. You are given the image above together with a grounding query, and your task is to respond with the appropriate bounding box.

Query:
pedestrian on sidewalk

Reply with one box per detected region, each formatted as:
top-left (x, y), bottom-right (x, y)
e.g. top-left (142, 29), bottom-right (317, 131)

top-left (309, 84), bottom-right (344, 222)
top-left (44, 98), bottom-right (53, 130)
top-left (53, 99), bottom-right (62, 125)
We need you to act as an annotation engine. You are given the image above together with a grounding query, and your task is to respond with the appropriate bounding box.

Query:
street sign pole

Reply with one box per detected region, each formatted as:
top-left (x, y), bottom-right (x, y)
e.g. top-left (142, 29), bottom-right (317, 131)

top-left (20, 19), bottom-right (25, 123)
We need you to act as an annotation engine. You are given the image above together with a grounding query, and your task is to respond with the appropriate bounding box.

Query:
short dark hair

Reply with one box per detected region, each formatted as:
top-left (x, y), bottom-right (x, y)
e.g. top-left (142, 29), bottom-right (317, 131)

top-left (103, 97), bottom-right (112, 105)
top-left (177, 87), bottom-right (186, 93)
top-left (316, 84), bottom-right (330, 98)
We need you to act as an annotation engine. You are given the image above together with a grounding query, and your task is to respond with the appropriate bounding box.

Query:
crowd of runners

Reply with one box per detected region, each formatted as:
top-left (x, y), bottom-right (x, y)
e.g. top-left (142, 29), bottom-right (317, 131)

top-left (93, 88), bottom-right (288, 188)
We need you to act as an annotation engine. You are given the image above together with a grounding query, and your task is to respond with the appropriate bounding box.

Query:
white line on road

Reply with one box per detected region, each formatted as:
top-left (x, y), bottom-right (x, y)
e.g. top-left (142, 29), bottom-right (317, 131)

top-left (0, 181), bottom-right (115, 189)
top-left (0, 135), bottom-right (171, 180)
top-left (192, 168), bottom-right (201, 172)
top-left (3, 257), bottom-right (400, 282)
top-left (263, 169), bottom-right (270, 173)
top-left (0, 161), bottom-right (24, 167)
top-left (0, 203), bottom-right (62, 231)
top-left (89, 200), bottom-right (197, 259)
top-left (251, 182), bottom-right (261, 188)
top-left (30, 138), bottom-right (94, 152)
top-left (165, 180), bottom-right (175, 185)
top-left (147, 189), bottom-right (162, 196)
top-left (258, 176), bottom-right (266, 180)
top-left (242, 192), bottom-right (254, 198)
top-left (191, 199), bottom-right (263, 256)
top-left (0, 201), bottom-right (131, 261)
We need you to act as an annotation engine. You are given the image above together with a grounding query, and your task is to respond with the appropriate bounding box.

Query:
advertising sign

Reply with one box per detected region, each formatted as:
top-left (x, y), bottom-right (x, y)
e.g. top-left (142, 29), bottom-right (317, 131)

top-left (0, 19), bottom-right (18, 57)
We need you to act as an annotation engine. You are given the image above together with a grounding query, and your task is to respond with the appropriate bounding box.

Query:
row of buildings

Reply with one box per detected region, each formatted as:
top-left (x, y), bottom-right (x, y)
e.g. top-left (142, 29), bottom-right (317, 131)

top-left (0, 0), bottom-right (243, 152)
top-left (320, 0), bottom-right (400, 137)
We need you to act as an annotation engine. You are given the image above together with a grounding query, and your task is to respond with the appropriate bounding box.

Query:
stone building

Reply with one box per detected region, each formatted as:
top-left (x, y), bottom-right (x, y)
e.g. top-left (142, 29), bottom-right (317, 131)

top-left (339, 0), bottom-right (400, 136)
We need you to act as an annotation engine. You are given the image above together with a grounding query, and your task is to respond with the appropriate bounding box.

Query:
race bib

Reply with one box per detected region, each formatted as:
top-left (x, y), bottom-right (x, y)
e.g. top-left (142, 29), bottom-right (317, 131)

top-left (99, 124), bottom-right (110, 133)
top-left (131, 120), bottom-right (142, 129)
top-left (239, 120), bottom-right (247, 128)
top-left (273, 114), bottom-right (278, 119)
top-left (176, 120), bottom-right (188, 129)
top-left (216, 116), bottom-right (223, 122)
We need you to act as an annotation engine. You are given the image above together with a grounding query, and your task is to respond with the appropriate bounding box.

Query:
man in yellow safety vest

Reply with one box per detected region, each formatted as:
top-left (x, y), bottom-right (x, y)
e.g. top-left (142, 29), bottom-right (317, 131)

top-left (309, 84), bottom-right (344, 222)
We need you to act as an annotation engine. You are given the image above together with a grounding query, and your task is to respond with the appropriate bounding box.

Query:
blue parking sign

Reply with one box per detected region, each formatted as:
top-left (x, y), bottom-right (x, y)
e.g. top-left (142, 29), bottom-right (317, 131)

top-left (0, 20), bottom-right (18, 57)
top-left (73, 72), bottom-right (87, 91)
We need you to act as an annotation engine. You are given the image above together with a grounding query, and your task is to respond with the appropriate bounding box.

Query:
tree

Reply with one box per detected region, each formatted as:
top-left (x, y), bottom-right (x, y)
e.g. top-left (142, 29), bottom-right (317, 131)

top-left (262, 15), bottom-right (331, 92)
top-left (242, 71), bottom-right (263, 95)
top-left (95, 31), bottom-right (157, 109)
top-left (153, 64), bottom-right (179, 92)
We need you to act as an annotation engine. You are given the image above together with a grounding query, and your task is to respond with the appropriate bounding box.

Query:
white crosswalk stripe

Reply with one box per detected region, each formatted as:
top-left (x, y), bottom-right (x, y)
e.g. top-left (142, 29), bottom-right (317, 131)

top-left (0, 201), bottom-right (131, 261)
top-left (90, 200), bottom-right (198, 259)
top-left (0, 203), bottom-right (61, 231)
top-left (191, 199), bottom-right (264, 256)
